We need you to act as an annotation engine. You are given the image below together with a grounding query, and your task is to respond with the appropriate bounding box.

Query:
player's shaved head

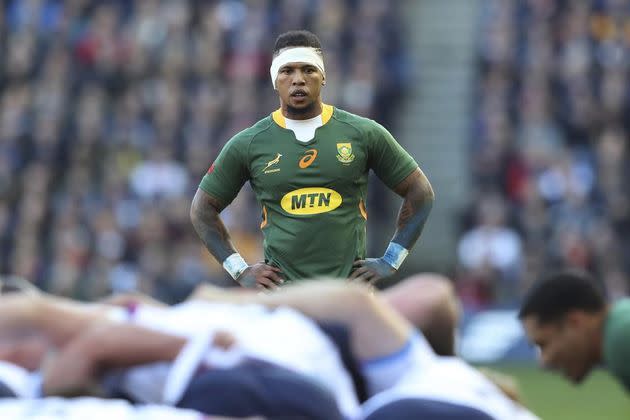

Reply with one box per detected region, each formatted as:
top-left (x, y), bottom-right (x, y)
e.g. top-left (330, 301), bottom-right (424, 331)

top-left (273, 30), bottom-right (323, 56)
top-left (518, 270), bottom-right (606, 324)
top-left (383, 273), bottom-right (459, 356)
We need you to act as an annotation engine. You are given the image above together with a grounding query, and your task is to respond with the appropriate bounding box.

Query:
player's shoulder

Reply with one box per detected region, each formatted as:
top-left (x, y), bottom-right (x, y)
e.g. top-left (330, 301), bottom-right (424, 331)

top-left (332, 107), bottom-right (386, 135)
top-left (228, 115), bottom-right (275, 146)
top-left (605, 299), bottom-right (630, 344)
top-left (611, 298), bottom-right (630, 318)
top-left (332, 107), bottom-right (375, 127)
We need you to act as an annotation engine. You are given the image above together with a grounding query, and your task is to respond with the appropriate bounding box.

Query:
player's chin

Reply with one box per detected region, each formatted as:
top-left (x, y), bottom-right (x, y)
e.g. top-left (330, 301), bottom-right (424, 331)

top-left (566, 368), bottom-right (589, 384)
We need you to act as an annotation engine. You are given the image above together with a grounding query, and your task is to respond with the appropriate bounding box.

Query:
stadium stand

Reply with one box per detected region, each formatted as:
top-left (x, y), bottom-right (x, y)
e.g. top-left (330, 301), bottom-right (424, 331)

top-left (458, 0), bottom-right (630, 311)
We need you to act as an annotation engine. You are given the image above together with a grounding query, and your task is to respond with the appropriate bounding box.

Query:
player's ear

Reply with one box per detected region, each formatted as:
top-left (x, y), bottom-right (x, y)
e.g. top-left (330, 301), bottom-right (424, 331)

top-left (565, 310), bottom-right (586, 328)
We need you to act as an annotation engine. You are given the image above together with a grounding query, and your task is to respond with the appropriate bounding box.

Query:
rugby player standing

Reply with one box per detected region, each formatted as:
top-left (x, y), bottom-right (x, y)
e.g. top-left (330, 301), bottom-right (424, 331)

top-left (190, 30), bottom-right (434, 290)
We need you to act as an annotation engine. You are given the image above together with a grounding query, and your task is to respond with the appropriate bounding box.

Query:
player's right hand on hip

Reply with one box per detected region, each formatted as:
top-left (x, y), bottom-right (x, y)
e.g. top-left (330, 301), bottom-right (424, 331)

top-left (237, 263), bottom-right (284, 291)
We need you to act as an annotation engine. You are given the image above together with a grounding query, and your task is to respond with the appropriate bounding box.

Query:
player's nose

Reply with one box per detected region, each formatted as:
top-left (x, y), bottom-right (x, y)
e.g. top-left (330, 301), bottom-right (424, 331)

top-left (291, 70), bottom-right (306, 84)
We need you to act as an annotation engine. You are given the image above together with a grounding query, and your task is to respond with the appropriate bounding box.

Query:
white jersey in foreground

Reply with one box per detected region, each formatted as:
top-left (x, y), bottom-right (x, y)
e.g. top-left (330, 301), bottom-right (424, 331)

top-left (359, 357), bottom-right (540, 420)
top-left (0, 398), bottom-right (203, 420)
top-left (0, 361), bottom-right (41, 398)
top-left (117, 301), bottom-right (360, 418)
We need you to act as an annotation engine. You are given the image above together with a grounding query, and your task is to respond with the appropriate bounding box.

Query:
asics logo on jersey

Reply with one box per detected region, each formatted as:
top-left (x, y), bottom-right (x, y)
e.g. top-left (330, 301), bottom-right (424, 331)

top-left (262, 153), bottom-right (283, 174)
top-left (281, 187), bottom-right (342, 215)
top-left (298, 149), bottom-right (318, 169)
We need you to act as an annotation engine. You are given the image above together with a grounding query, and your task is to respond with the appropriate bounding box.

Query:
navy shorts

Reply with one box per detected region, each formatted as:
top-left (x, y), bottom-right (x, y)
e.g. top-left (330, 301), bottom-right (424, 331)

top-left (364, 397), bottom-right (495, 420)
top-left (176, 361), bottom-right (344, 420)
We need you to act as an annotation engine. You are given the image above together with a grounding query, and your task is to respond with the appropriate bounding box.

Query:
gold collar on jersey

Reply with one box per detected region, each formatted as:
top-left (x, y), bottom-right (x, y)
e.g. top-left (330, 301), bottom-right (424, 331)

top-left (272, 104), bottom-right (334, 128)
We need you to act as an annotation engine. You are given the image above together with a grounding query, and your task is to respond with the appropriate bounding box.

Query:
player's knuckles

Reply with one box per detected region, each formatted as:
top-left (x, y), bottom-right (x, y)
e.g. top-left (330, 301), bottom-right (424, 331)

top-left (258, 277), bottom-right (276, 287)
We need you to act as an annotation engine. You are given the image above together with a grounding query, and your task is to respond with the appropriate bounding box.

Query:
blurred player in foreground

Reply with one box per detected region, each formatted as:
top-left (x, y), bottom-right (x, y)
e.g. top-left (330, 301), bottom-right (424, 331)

top-left (519, 270), bottom-right (630, 392)
top-left (0, 398), bottom-right (208, 420)
top-left (0, 275), bottom-right (538, 419)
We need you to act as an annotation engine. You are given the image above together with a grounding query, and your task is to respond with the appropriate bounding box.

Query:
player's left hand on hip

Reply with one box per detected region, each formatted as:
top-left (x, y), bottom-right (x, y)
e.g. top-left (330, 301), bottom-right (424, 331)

top-left (348, 258), bottom-right (396, 285)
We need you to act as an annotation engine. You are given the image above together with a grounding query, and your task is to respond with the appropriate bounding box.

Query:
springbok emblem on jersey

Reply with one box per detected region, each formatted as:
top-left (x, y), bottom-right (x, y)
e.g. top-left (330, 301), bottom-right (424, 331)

top-left (262, 153), bottom-right (283, 174)
top-left (336, 143), bottom-right (355, 164)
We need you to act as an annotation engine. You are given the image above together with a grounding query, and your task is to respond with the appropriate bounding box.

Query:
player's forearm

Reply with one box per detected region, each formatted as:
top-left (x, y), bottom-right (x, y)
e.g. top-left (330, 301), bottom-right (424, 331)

top-left (190, 188), bottom-right (239, 263)
top-left (390, 168), bottom-right (434, 250)
top-left (44, 323), bottom-right (186, 396)
top-left (195, 280), bottom-right (360, 315)
top-left (84, 323), bottom-right (186, 369)
top-left (257, 281), bottom-right (411, 359)
top-left (0, 295), bottom-right (103, 347)
top-left (0, 294), bottom-right (45, 334)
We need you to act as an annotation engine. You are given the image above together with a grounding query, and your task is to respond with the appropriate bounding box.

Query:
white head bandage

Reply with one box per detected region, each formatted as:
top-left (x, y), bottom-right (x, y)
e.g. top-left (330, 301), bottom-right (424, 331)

top-left (270, 47), bottom-right (325, 88)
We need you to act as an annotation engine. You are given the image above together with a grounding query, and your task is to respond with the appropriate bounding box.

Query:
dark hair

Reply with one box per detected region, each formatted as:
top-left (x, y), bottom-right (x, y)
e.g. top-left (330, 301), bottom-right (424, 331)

top-left (518, 270), bottom-right (606, 324)
top-left (272, 30), bottom-right (322, 56)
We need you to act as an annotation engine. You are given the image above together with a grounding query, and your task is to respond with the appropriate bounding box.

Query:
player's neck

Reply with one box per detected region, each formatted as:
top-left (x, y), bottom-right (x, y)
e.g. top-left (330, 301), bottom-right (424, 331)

top-left (281, 100), bottom-right (323, 120)
top-left (592, 308), bottom-right (609, 363)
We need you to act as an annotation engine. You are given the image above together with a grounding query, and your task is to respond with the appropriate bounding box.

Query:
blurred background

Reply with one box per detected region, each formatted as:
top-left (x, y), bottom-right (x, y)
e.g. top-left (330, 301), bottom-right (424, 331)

top-left (0, 0), bottom-right (629, 417)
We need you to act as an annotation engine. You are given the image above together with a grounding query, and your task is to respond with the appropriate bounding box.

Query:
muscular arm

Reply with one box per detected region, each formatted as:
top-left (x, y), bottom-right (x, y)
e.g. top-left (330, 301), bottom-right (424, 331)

top-left (190, 188), bottom-right (237, 264)
top-left (43, 322), bottom-right (186, 396)
top-left (390, 167), bottom-right (435, 249)
top-left (74, 322), bottom-right (186, 368)
top-left (0, 294), bottom-right (111, 347)
top-left (193, 280), bottom-right (412, 361)
top-left (350, 168), bottom-right (434, 283)
top-left (190, 188), bottom-right (284, 289)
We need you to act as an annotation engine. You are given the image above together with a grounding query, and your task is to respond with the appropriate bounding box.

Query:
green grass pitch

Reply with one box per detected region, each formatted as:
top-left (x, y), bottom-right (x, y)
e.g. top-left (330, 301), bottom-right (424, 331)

top-left (485, 365), bottom-right (630, 419)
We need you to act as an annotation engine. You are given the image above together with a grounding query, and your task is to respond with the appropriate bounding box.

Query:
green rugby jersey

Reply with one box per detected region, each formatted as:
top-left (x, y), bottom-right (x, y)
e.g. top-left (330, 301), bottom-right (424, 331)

top-left (199, 104), bottom-right (418, 281)
top-left (603, 298), bottom-right (630, 392)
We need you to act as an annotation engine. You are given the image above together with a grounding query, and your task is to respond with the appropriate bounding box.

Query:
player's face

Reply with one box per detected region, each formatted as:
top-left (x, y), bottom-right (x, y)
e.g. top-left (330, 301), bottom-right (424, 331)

top-left (275, 62), bottom-right (324, 116)
top-left (522, 315), bottom-right (595, 383)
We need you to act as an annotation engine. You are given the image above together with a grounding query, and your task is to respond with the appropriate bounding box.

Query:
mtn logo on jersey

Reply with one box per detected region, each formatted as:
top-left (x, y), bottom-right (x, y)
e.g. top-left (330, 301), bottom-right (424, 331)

top-left (281, 187), bottom-right (342, 215)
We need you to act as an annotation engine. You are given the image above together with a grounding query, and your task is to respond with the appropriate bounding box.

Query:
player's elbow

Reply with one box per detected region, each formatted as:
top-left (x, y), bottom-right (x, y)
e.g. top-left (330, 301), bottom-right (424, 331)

top-left (422, 178), bottom-right (436, 204)
top-left (189, 195), bottom-right (202, 226)
top-left (405, 172), bottom-right (435, 207)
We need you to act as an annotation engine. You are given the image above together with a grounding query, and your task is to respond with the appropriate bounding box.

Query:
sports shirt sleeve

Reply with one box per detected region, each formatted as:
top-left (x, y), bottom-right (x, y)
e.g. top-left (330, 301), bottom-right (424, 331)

top-left (198, 135), bottom-right (250, 206)
top-left (604, 301), bottom-right (630, 391)
top-left (366, 121), bottom-right (418, 189)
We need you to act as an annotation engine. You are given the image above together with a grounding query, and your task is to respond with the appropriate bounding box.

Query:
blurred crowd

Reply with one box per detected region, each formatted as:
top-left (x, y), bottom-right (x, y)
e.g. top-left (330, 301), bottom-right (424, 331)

top-left (459, 0), bottom-right (630, 311)
top-left (0, 0), bottom-right (407, 301)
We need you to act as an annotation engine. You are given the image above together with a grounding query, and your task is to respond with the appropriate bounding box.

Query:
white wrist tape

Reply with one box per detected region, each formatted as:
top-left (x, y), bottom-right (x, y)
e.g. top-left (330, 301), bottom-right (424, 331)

top-left (382, 242), bottom-right (409, 270)
top-left (270, 47), bottom-right (326, 88)
top-left (223, 253), bottom-right (249, 280)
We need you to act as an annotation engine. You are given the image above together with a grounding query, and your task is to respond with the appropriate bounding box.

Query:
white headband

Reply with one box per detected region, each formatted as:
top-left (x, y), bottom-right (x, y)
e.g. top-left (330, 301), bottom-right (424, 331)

top-left (270, 47), bottom-right (325, 88)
